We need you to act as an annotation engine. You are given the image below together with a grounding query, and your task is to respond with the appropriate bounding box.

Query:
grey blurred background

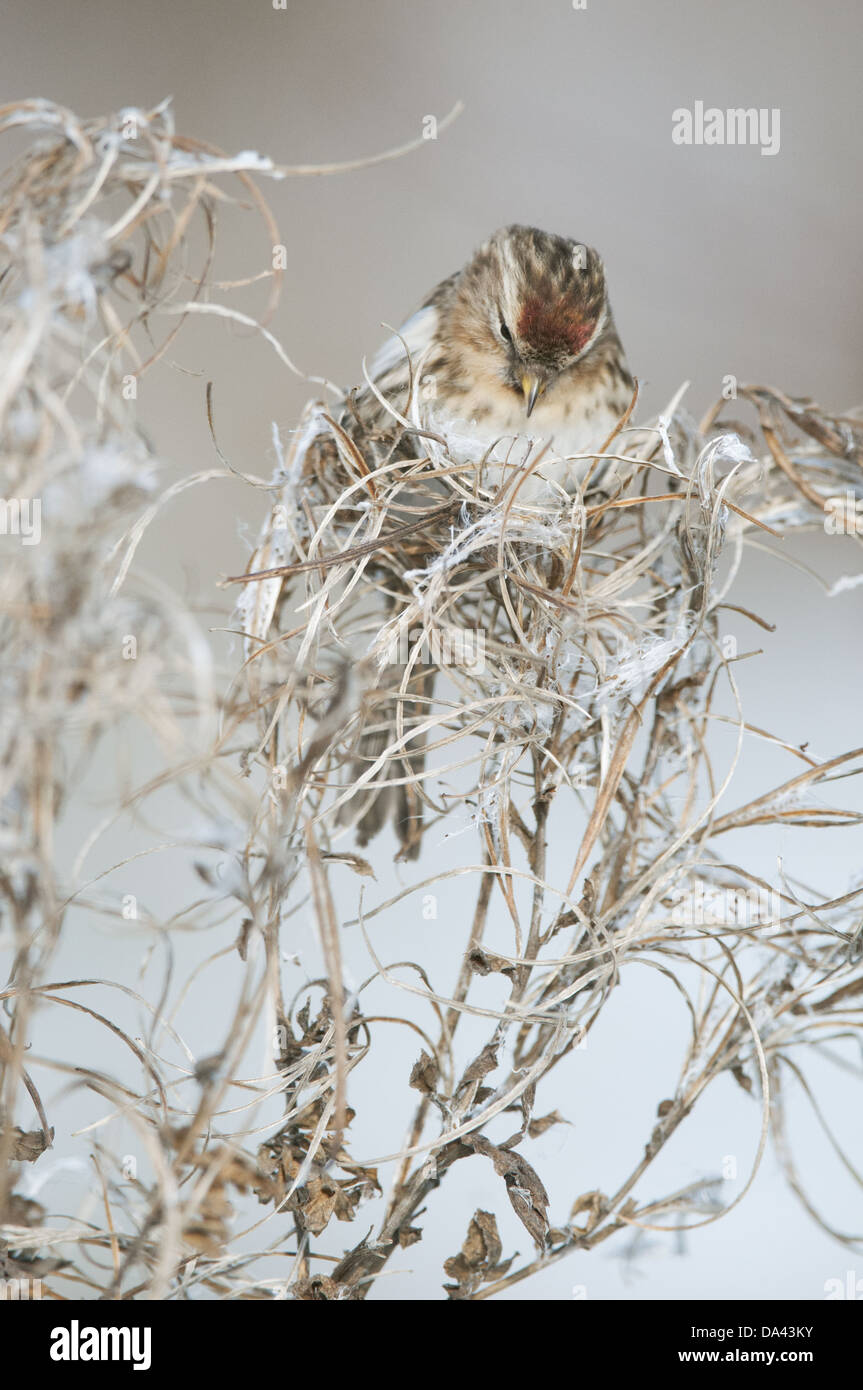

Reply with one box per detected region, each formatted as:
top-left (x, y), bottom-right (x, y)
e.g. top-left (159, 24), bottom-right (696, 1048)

top-left (3, 0), bottom-right (863, 1301)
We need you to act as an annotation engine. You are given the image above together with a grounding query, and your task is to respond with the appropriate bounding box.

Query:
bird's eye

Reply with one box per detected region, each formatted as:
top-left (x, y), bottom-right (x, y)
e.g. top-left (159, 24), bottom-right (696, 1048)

top-left (499, 319), bottom-right (512, 342)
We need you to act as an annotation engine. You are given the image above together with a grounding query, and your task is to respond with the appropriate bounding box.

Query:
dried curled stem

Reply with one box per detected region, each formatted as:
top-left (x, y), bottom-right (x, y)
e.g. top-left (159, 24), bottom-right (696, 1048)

top-left (1, 98), bottom-right (862, 1303)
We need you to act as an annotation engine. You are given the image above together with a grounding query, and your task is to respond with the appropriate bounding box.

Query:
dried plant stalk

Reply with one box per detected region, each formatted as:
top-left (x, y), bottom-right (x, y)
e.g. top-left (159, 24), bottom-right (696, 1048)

top-left (1, 99), bottom-right (862, 1303)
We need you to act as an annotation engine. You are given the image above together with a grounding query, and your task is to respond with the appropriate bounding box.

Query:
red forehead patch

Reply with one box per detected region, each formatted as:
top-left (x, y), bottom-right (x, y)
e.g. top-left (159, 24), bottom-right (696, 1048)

top-left (517, 294), bottom-right (594, 356)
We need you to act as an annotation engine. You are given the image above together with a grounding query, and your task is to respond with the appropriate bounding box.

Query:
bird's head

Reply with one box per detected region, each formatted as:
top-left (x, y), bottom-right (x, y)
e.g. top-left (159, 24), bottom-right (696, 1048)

top-left (449, 224), bottom-right (610, 416)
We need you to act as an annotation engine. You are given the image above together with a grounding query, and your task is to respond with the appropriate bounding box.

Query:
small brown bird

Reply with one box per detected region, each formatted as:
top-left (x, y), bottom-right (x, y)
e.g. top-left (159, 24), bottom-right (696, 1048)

top-left (314, 225), bottom-right (634, 854)
top-left (351, 223), bottom-right (634, 498)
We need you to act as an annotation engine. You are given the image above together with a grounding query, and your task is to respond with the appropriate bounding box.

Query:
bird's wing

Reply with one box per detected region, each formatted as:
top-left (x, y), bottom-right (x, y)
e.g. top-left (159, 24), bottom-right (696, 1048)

top-left (366, 301), bottom-right (440, 384)
top-left (366, 268), bottom-right (459, 385)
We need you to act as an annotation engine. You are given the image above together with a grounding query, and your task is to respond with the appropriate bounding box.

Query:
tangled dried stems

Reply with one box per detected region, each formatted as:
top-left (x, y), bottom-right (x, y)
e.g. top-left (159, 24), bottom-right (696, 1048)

top-left (1, 99), bottom-right (862, 1302)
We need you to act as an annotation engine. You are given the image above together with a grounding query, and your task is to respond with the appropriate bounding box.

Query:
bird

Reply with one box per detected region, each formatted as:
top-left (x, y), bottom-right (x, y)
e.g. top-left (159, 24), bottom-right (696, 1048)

top-left (301, 224), bottom-right (634, 856)
top-left (345, 222), bottom-right (635, 500)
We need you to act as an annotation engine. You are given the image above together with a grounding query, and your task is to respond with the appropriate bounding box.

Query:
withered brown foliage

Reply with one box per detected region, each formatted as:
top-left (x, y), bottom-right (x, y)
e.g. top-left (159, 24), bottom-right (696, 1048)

top-left (1, 99), bottom-right (862, 1302)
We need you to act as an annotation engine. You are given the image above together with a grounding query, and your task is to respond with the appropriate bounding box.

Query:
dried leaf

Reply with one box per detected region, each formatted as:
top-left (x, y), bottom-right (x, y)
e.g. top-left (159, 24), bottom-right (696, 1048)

top-left (465, 1136), bottom-right (550, 1248)
top-left (527, 1110), bottom-right (568, 1139)
top-left (467, 947), bottom-right (515, 977)
top-left (4, 1127), bottom-right (53, 1163)
top-left (397, 1225), bottom-right (423, 1248)
top-left (292, 1275), bottom-right (342, 1301)
top-left (459, 1043), bottom-right (499, 1087)
top-left (443, 1209), bottom-right (514, 1298)
top-left (409, 1050), bottom-right (440, 1096)
top-left (321, 851), bottom-right (377, 879)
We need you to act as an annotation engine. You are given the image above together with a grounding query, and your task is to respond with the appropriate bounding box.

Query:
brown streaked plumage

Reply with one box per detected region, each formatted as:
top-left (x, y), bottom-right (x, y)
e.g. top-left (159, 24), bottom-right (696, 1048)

top-left (342, 224), bottom-right (634, 499)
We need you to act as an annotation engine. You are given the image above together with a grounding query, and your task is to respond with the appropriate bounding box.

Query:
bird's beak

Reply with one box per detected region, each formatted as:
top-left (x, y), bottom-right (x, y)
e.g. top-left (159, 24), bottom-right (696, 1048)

top-left (521, 374), bottom-right (545, 418)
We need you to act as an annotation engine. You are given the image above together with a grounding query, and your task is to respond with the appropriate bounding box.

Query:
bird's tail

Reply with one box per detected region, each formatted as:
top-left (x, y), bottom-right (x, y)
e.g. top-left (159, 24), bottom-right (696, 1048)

top-left (338, 664), bottom-right (434, 861)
